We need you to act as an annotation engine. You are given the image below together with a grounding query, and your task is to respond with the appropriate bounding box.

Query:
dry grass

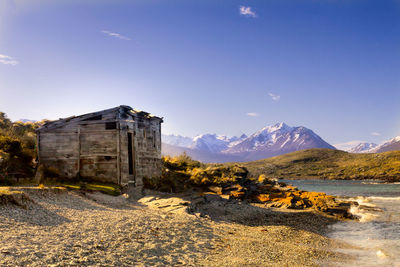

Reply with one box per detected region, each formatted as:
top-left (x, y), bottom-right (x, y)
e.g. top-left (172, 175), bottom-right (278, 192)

top-left (144, 155), bottom-right (248, 192)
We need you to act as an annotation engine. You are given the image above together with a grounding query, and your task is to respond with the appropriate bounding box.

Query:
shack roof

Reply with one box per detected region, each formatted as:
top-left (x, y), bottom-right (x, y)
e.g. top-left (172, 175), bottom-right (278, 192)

top-left (37, 105), bottom-right (163, 132)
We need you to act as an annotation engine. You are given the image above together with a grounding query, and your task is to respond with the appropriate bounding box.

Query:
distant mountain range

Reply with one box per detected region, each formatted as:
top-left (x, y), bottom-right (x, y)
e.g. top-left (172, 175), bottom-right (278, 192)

top-left (162, 122), bottom-right (335, 162)
top-left (348, 142), bottom-right (378, 153)
top-left (17, 119), bottom-right (37, 123)
top-left (161, 134), bottom-right (193, 148)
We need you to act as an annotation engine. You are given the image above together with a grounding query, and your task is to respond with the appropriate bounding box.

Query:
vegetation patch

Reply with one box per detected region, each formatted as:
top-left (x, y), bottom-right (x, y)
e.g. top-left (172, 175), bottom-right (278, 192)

top-left (41, 180), bottom-right (122, 196)
top-left (144, 154), bottom-right (248, 192)
top-left (0, 187), bottom-right (32, 207)
top-left (0, 112), bottom-right (48, 185)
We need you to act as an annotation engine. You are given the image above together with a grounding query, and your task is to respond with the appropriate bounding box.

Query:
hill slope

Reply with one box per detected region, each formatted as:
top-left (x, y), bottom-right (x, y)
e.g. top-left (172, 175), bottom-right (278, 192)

top-left (239, 149), bottom-right (400, 181)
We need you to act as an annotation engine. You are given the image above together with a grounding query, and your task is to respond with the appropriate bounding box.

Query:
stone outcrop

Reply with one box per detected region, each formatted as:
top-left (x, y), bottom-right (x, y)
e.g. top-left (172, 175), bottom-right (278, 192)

top-left (202, 176), bottom-right (354, 219)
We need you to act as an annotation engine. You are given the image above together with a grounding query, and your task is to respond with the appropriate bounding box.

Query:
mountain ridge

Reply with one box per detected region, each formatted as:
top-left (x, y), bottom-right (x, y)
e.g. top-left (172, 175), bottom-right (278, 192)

top-left (371, 136), bottom-right (400, 153)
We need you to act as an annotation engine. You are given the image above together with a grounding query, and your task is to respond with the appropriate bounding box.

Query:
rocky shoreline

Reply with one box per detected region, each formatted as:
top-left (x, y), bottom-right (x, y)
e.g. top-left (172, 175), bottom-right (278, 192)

top-left (195, 175), bottom-right (355, 221)
top-left (0, 187), bottom-right (353, 266)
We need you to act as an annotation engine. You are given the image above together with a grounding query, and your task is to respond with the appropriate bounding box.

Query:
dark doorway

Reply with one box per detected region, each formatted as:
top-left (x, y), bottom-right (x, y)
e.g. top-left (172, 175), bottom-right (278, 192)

top-left (128, 132), bottom-right (134, 175)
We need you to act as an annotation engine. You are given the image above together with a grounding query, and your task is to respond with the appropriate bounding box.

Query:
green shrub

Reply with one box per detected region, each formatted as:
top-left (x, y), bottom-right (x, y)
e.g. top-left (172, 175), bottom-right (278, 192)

top-left (0, 112), bottom-right (45, 183)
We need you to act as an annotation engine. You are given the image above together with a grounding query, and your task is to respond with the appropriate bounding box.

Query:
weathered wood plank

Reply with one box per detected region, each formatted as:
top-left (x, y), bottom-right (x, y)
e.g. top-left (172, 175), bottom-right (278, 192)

top-left (117, 123), bottom-right (121, 184)
top-left (77, 127), bottom-right (81, 174)
top-left (80, 154), bottom-right (117, 157)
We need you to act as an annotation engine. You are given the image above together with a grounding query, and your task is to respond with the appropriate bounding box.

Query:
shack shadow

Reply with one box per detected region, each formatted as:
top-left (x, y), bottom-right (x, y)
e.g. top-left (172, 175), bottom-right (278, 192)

top-left (0, 203), bottom-right (71, 226)
top-left (137, 190), bottom-right (339, 235)
top-left (187, 195), bottom-right (339, 236)
top-left (19, 186), bottom-right (145, 212)
top-left (42, 190), bottom-right (148, 211)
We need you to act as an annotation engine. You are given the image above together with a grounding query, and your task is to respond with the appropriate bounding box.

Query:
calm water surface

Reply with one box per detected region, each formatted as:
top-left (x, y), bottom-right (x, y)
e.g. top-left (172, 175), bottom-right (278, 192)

top-left (281, 179), bottom-right (400, 267)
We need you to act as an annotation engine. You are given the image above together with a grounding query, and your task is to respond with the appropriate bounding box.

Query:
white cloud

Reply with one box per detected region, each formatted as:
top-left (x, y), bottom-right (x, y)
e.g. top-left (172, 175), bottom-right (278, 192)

top-left (268, 92), bottom-right (281, 101)
top-left (0, 54), bottom-right (18, 65)
top-left (246, 112), bottom-right (259, 117)
top-left (239, 6), bottom-right (257, 18)
top-left (101, 30), bottom-right (131, 40)
top-left (371, 132), bottom-right (381, 136)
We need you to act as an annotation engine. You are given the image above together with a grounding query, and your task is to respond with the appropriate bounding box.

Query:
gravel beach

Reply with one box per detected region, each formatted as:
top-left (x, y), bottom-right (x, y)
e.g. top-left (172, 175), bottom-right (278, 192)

top-left (0, 188), bottom-right (349, 266)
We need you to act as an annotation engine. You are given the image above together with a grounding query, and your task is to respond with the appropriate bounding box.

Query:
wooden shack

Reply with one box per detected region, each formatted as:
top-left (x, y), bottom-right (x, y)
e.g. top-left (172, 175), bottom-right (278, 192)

top-left (36, 105), bottom-right (163, 188)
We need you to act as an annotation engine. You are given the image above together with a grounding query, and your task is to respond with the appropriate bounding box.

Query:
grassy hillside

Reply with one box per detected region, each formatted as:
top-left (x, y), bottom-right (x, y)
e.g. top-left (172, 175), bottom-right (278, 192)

top-left (238, 148), bottom-right (400, 181)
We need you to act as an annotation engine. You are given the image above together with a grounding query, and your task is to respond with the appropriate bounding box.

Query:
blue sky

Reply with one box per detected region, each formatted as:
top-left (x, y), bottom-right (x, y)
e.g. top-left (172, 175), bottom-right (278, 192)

top-left (0, 0), bottom-right (399, 145)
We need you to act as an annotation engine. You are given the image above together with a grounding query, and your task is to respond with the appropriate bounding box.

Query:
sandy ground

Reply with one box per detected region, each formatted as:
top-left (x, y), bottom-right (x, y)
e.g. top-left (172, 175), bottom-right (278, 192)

top-left (0, 188), bottom-right (350, 266)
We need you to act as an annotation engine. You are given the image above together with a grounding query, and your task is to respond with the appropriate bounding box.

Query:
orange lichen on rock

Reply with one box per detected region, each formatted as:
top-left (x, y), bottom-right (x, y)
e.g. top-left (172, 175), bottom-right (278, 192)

top-left (254, 194), bottom-right (270, 202)
top-left (229, 190), bottom-right (245, 199)
top-left (252, 187), bottom-right (340, 211)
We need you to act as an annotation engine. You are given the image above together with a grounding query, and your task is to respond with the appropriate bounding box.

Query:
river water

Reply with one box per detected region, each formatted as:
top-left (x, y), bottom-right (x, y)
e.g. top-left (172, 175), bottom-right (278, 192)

top-left (281, 179), bottom-right (400, 266)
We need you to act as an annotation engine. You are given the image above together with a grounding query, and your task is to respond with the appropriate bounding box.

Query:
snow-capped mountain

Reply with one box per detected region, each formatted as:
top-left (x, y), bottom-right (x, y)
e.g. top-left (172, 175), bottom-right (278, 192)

top-left (227, 134), bottom-right (248, 148)
top-left (334, 141), bottom-right (365, 152)
top-left (162, 133), bottom-right (248, 153)
top-left (189, 134), bottom-right (247, 153)
top-left (161, 143), bottom-right (242, 163)
top-left (222, 122), bottom-right (335, 161)
top-left (162, 123), bottom-right (335, 162)
top-left (348, 142), bottom-right (378, 153)
top-left (370, 136), bottom-right (400, 153)
top-left (334, 141), bottom-right (378, 153)
top-left (161, 134), bottom-right (193, 148)
top-left (224, 122), bottom-right (292, 153)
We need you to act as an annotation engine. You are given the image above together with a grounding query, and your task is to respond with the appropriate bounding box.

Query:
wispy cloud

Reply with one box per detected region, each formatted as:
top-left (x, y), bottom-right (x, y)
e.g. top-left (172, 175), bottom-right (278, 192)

top-left (239, 6), bottom-right (257, 18)
top-left (246, 112), bottom-right (259, 117)
top-left (371, 132), bottom-right (381, 136)
top-left (101, 30), bottom-right (131, 40)
top-left (268, 92), bottom-right (281, 101)
top-left (0, 54), bottom-right (18, 66)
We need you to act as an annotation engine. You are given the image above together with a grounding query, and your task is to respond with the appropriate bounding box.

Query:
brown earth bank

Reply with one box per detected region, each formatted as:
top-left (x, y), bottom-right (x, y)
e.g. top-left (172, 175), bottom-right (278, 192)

top-left (0, 187), bottom-right (353, 266)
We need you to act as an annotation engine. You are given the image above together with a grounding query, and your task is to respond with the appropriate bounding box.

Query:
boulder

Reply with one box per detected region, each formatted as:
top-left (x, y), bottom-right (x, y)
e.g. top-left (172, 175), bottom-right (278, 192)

top-left (203, 193), bottom-right (227, 203)
top-left (207, 186), bottom-right (223, 195)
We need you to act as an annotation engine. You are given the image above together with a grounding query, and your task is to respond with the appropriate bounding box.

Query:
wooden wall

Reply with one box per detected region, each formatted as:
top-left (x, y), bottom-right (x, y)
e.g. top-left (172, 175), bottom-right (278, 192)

top-left (79, 126), bottom-right (119, 184)
top-left (38, 131), bottom-right (79, 178)
top-left (38, 123), bottom-right (120, 184)
top-left (129, 118), bottom-right (162, 187)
